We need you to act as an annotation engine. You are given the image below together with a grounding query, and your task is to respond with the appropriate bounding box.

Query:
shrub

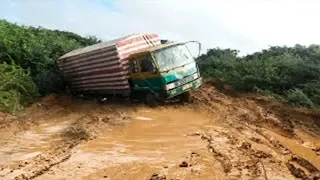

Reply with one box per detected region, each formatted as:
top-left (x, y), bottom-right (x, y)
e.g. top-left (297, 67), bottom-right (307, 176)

top-left (286, 88), bottom-right (314, 108)
top-left (0, 62), bottom-right (38, 112)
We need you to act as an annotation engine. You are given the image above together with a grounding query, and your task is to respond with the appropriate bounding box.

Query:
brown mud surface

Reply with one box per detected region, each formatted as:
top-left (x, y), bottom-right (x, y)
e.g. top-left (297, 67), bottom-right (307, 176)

top-left (1, 82), bottom-right (320, 180)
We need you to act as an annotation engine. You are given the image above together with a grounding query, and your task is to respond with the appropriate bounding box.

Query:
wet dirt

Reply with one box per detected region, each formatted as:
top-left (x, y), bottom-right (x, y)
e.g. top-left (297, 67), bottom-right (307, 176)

top-left (0, 82), bottom-right (320, 179)
top-left (36, 107), bottom-right (222, 180)
top-left (0, 119), bottom-right (71, 164)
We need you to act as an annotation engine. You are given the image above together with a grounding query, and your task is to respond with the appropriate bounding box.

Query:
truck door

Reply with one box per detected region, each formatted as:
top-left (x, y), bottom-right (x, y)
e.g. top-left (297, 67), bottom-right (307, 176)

top-left (130, 54), bottom-right (161, 92)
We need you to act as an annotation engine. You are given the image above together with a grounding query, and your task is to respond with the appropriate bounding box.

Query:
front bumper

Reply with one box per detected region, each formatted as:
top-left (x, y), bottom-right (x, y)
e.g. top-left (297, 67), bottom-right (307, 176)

top-left (166, 78), bottom-right (202, 98)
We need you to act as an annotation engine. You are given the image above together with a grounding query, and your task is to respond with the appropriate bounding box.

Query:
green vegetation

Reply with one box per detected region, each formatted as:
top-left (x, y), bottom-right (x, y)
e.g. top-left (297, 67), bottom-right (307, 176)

top-left (198, 45), bottom-right (320, 108)
top-left (0, 62), bottom-right (38, 112)
top-left (0, 20), bottom-right (100, 112)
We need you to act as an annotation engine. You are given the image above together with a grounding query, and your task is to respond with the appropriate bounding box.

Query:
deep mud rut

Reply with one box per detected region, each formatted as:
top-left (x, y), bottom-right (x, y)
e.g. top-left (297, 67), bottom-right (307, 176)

top-left (1, 83), bottom-right (320, 180)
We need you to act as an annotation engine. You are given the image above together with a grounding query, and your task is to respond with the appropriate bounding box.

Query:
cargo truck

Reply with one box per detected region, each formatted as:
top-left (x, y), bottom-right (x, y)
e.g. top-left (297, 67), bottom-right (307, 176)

top-left (59, 33), bottom-right (202, 105)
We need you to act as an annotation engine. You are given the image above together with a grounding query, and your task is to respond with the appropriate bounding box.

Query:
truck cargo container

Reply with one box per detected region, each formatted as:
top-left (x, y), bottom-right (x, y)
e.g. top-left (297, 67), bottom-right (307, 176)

top-left (59, 33), bottom-right (202, 105)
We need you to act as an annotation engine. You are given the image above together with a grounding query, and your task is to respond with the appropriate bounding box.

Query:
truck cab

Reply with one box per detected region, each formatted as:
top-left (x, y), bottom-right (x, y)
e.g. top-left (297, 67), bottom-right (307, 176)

top-left (128, 42), bottom-right (202, 104)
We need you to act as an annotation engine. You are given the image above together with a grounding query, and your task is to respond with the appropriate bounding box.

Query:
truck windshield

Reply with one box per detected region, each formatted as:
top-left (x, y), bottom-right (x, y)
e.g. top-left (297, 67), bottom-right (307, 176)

top-left (153, 45), bottom-right (194, 72)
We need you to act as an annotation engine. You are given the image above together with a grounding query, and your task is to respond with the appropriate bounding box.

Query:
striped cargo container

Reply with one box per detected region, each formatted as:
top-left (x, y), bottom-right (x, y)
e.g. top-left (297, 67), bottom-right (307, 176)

top-left (59, 33), bottom-right (161, 95)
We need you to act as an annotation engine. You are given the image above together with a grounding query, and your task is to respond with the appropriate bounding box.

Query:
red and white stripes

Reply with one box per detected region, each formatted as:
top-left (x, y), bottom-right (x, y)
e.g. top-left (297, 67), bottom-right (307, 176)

top-left (59, 33), bottom-right (160, 92)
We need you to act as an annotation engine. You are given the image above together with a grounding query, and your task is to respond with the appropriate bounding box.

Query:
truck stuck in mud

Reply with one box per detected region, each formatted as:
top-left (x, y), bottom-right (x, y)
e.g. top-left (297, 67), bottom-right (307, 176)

top-left (58, 33), bottom-right (202, 105)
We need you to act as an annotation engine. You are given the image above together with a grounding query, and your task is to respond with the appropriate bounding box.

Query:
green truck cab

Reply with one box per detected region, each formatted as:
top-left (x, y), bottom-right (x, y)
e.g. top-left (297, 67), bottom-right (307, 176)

top-left (128, 42), bottom-right (202, 105)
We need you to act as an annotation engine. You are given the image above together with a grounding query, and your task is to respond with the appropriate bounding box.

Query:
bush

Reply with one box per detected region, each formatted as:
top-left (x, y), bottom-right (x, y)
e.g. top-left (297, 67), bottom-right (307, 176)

top-left (286, 88), bottom-right (314, 108)
top-left (0, 62), bottom-right (38, 112)
top-left (33, 63), bottom-right (64, 95)
top-left (253, 86), bottom-right (285, 101)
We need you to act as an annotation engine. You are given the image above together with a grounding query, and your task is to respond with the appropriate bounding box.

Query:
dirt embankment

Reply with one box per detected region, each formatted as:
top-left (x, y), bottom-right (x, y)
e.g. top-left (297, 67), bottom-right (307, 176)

top-left (188, 82), bottom-right (320, 179)
top-left (0, 82), bottom-right (319, 180)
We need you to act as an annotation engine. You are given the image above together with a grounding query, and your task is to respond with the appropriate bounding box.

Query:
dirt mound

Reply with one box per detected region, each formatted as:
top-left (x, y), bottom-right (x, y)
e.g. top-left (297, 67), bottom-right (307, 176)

top-left (0, 112), bottom-right (17, 126)
top-left (191, 81), bottom-right (320, 137)
top-left (188, 81), bottom-right (320, 179)
top-left (0, 112), bottom-right (15, 121)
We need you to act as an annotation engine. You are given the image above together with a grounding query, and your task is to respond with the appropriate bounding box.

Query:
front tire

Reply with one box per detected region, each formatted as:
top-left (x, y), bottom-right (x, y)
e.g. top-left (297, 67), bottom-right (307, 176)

top-left (179, 91), bottom-right (192, 103)
top-left (145, 92), bottom-right (157, 107)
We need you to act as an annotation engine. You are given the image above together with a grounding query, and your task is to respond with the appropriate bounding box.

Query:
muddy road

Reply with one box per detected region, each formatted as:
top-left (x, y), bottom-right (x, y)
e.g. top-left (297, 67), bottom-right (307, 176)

top-left (0, 83), bottom-right (320, 180)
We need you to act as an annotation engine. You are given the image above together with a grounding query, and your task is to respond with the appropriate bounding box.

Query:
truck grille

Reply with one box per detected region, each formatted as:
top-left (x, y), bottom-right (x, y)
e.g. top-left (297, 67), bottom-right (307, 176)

top-left (173, 73), bottom-right (197, 87)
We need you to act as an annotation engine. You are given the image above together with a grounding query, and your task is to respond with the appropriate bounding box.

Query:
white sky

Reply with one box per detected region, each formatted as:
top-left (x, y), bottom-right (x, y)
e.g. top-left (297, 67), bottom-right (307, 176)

top-left (1, 0), bottom-right (320, 55)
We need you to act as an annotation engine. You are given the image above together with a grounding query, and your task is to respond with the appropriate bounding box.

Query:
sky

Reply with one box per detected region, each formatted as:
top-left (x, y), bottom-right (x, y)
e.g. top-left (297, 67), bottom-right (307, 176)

top-left (1, 0), bottom-right (320, 55)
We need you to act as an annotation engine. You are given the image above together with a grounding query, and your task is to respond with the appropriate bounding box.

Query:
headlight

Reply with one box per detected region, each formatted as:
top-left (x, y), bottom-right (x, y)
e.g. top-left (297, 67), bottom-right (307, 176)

top-left (164, 83), bottom-right (175, 90)
top-left (192, 73), bottom-right (199, 79)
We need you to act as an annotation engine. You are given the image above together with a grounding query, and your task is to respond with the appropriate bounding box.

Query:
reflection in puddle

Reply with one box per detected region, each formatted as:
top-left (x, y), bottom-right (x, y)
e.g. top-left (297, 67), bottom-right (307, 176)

top-left (135, 116), bottom-right (153, 121)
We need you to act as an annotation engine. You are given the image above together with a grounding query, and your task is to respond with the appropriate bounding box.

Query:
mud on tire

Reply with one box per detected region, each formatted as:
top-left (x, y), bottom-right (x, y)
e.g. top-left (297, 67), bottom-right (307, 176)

top-left (145, 92), bottom-right (157, 107)
top-left (179, 91), bottom-right (192, 103)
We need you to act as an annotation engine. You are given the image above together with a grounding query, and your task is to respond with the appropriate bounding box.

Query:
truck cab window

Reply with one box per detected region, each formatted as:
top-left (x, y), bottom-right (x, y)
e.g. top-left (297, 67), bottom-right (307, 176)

top-left (140, 56), bottom-right (155, 72)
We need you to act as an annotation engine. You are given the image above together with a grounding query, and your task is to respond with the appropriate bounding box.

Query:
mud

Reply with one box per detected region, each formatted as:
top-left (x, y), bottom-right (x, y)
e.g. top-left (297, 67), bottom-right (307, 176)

top-left (0, 82), bottom-right (320, 179)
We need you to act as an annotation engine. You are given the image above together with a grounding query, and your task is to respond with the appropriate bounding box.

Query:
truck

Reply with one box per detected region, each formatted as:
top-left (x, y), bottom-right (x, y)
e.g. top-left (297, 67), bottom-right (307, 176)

top-left (59, 33), bottom-right (202, 105)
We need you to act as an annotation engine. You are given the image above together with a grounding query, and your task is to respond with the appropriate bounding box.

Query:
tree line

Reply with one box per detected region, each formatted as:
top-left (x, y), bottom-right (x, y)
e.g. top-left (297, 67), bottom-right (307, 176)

top-left (198, 45), bottom-right (320, 108)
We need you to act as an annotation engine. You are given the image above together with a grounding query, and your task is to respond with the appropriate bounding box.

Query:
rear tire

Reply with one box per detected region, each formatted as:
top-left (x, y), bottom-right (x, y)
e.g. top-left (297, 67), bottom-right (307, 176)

top-left (145, 92), bottom-right (157, 107)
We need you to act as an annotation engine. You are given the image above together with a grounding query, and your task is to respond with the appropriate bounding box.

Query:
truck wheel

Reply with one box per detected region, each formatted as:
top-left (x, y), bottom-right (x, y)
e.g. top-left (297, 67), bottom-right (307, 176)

top-left (145, 92), bottom-right (157, 107)
top-left (180, 91), bottom-right (192, 103)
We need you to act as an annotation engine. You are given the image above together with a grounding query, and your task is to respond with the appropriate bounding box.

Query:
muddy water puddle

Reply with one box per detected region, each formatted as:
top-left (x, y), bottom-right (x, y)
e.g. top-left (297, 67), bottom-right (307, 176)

top-left (38, 108), bottom-right (216, 179)
top-left (0, 119), bottom-right (73, 164)
top-left (81, 108), bottom-right (211, 165)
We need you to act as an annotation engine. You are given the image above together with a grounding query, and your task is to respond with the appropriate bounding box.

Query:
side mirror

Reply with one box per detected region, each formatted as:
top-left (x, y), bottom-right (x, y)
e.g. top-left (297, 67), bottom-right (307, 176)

top-left (151, 68), bottom-right (158, 74)
top-left (183, 41), bottom-right (202, 58)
